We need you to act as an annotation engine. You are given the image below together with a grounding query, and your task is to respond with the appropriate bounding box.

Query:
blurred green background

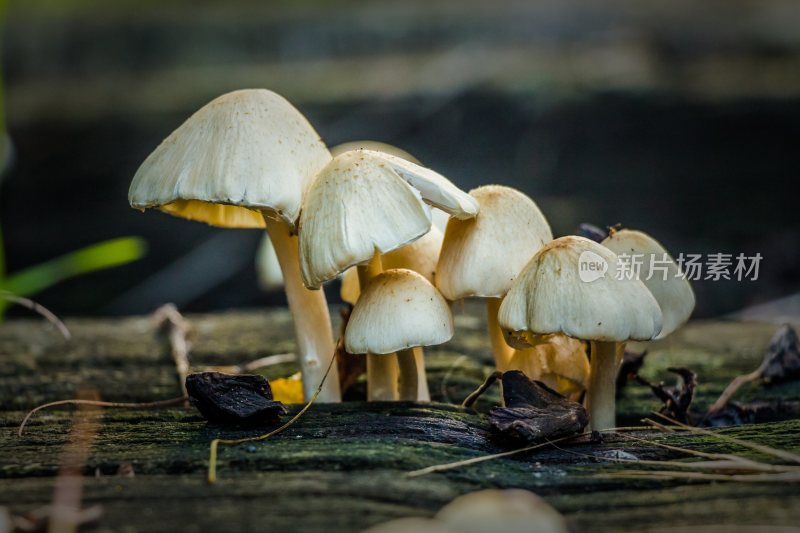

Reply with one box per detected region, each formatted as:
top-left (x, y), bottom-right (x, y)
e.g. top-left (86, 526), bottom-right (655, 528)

top-left (1, 0), bottom-right (799, 318)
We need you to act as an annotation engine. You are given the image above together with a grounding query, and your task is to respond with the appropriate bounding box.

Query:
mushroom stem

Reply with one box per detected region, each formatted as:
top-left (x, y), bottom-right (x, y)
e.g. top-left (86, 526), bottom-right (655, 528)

top-left (264, 215), bottom-right (341, 403)
top-left (487, 297), bottom-right (514, 371)
top-left (396, 348), bottom-right (419, 401)
top-left (585, 340), bottom-right (622, 431)
top-left (357, 253), bottom-right (399, 401)
top-left (413, 347), bottom-right (431, 401)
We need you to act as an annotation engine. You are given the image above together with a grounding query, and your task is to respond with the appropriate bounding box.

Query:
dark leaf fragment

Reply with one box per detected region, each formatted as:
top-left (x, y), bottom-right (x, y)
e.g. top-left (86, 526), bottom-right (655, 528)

top-left (489, 371), bottom-right (589, 443)
top-left (761, 324), bottom-right (800, 384)
top-left (186, 372), bottom-right (286, 425)
top-left (616, 349), bottom-right (648, 393)
top-left (636, 367), bottom-right (696, 424)
top-left (702, 400), bottom-right (800, 427)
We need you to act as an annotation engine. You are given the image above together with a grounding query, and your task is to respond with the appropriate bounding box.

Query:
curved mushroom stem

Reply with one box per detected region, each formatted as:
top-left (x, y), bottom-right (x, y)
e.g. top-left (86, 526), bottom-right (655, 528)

top-left (585, 340), bottom-right (623, 431)
top-left (264, 215), bottom-right (341, 403)
top-left (413, 347), bottom-right (431, 401)
top-left (357, 253), bottom-right (399, 401)
top-left (487, 297), bottom-right (514, 371)
top-left (396, 348), bottom-right (419, 401)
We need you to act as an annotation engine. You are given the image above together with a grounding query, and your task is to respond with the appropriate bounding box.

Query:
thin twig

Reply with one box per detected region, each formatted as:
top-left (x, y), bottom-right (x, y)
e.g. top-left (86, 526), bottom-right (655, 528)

top-left (207, 352), bottom-right (337, 484)
top-left (598, 469), bottom-right (800, 483)
top-left (406, 433), bottom-right (589, 478)
top-left (1, 291), bottom-right (71, 340)
top-left (18, 397), bottom-right (187, 437)
top-left (205, 353), bottom-right (296, 374)
top-left (708, 369), bottom-right (763, 413)
top-left (152, 304), bottom-right (191, 398)
top-left (461, 371), bottom-right (502, 408)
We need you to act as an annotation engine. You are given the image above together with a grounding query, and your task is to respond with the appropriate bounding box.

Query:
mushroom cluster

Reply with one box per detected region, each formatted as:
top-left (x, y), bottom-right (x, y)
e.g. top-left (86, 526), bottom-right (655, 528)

top-left (130, 89), bottom-right (695, 427)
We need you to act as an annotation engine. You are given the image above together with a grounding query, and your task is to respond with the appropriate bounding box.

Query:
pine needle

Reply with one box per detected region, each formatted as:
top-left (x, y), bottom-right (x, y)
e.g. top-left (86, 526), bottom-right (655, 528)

top-left (18, 397), bottom-right (187, 437)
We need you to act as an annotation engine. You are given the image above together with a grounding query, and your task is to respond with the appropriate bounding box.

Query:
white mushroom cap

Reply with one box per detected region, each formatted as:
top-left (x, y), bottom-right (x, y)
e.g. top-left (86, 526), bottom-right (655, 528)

top-left (129, 89), bottom-right (330, 228)
top-left (345, 269), bottom-right (454, 355)
top-left (499, 236), bottom-right (663, 343)
top-left (436, 489), bottom-right (569, 533)
top-left (360, 150), bottom-right (479, 220)
top-left (340, 226), bottom-right (444, 305)
top-left (603, 229), bottom-right (695, 338)
top-left (437, 185), bottom-right (552, 300)
top-left (299, 149), bottom-right (477, 288)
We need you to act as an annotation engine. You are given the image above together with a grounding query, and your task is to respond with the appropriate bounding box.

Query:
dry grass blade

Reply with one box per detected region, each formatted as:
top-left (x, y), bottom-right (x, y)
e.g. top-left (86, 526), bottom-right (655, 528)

top-left (599, 469), bottom-right (800, 483)
top-left (18, 397), bottom-right (187, 437)
top-left (651, 413), bottom-right (800, 465)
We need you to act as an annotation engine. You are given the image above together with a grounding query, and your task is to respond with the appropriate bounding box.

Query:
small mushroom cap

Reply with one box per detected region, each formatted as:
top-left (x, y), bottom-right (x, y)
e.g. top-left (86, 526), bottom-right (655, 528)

top-left (345, 269), bottom-right (454, 355)
top-left (499, 236), bottom-right (663, 343)
top-left (340, 226), bottom-right (444, 304)
top-left (129, 89), bottom-right (330, 228)
top-left (331, 141), bottom-right (421, 164)
top-left (437, 185), bottom-right (552, 299)
top-left (603, 229), bottom-right (695, 338)
top-left (436, 489), bottom-right (569, 533)
top-left (299, 151), bottom-right (432, 288)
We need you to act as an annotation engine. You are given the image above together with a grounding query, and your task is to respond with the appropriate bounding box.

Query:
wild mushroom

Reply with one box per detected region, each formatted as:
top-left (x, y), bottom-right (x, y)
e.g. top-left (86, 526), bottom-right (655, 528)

top-left (299, 149), bottom-right (477, 400)
top-left (436, 185), bottom-right (552, 371)
top-left (498, 236), bottom-right (662, 430)
top-left (345, 269), bottom-right (453, 401)
top-left (602, 228), bottom-right (695, 338)
top-left (340, 226), bottom-right (444, 401)
top-left (128, 89), bottom-right (341, 402)
top-left (436, 489), bottom-right (569, 533)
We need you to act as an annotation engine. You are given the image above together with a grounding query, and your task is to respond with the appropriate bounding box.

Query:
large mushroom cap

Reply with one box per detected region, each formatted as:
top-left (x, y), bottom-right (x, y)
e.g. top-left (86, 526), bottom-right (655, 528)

top-left (437, 185), bottom-right (552, 300)
top-left (345, 269), bottom-right (454, 355)
top-left (436, 489), bottom-right (569, 533)
top-left (340, 225), bottom-right (444, 304)
top-left (603, 229), bottom-right (695, 338)
top-left (299, 149), bottom-right (478, 288)
top-left (129, 89), bottom-right (331, 228)
top-left (499, 236), bottom-right (663, 344)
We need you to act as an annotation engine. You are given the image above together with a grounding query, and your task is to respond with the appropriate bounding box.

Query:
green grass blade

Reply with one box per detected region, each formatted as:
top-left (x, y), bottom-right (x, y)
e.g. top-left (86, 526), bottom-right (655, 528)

top-left (1, 236), bottom-right (147, 297)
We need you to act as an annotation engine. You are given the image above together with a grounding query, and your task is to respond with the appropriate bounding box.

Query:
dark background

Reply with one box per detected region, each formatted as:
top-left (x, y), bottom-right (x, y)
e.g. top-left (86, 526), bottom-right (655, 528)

top-left (2, 0), bottom-right (799, 319)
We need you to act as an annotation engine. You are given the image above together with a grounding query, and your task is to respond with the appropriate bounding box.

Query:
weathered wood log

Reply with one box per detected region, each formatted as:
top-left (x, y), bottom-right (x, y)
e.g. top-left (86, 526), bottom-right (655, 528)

top-left (1, 305), bottom-right (799, 532)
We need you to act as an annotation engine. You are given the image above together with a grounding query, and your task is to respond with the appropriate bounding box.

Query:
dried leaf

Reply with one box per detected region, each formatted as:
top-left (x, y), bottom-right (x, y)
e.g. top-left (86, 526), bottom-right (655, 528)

top-left (616, 349), bottom-right (648, 393)
top-left (761, 324), bottom-right (800, 384)
top-left (635, 367), bottom-right (696, 424)
top-left (489, 371), bottom-right (588, 443)
top-left (186, 372), bottom-right (286, 425)
top-left (702, 400), bottom-right (800, 427)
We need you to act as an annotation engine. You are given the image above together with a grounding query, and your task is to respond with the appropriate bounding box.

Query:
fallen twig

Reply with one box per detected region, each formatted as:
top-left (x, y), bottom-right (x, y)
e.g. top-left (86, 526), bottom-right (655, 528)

top-left (19, 397), bottom-right (187, 437)
top-left (152, 303), bottom-right (192, 398)
top-left (1, 291), bottom-right (71, 340)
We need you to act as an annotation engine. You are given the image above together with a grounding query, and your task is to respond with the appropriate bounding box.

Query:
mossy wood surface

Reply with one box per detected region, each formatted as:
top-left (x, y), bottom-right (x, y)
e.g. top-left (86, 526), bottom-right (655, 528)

top-left (1, 305), bottom-right (799, 532)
